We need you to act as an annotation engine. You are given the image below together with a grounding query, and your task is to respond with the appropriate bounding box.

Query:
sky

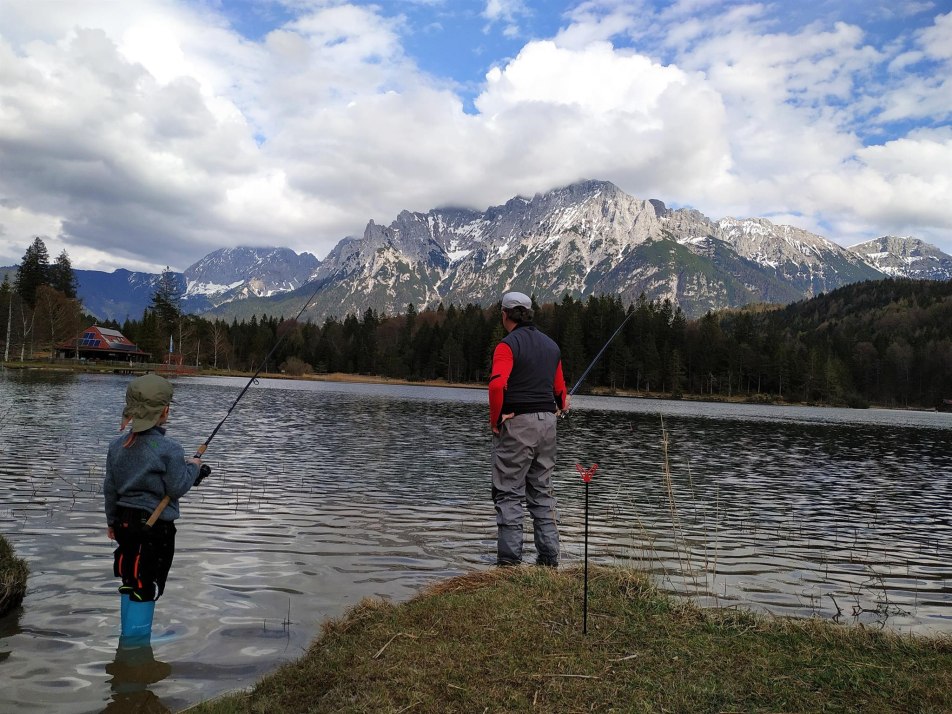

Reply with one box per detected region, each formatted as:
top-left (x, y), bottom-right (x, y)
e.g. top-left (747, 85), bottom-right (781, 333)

top-left (0, 0), bottom-right (950, 274)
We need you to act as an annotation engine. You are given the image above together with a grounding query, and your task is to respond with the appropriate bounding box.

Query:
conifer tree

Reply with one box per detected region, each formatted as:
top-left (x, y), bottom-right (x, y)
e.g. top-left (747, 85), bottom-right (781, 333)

top-left (399, 303), bottom-right (418, 377)
top-left (49, 250), bottom-right (78, 298)
top-left (150, 267), bottom-right (182, 324)
top-left (15, 237), bottom-right (50, 307)
top-left (559, 309), bottom-right (586, 389)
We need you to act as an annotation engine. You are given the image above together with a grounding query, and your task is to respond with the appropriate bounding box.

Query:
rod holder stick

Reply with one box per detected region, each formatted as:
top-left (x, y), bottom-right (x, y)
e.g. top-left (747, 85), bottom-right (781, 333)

top-left (583, 479), bottom-right (589, 635)
top-left (576, 462), bottom-right (597, 635)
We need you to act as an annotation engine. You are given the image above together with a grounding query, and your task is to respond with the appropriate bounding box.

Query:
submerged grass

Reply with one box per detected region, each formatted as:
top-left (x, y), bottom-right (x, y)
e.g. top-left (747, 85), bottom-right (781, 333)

top-left (0, 533), bottom-right (28, 617)
top-left (188, 565), bottom-right (952, 714)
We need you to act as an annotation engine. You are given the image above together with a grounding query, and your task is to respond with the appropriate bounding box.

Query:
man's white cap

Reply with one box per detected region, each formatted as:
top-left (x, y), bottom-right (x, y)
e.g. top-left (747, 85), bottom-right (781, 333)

top-left (501, 291), bottom-right (532, 309)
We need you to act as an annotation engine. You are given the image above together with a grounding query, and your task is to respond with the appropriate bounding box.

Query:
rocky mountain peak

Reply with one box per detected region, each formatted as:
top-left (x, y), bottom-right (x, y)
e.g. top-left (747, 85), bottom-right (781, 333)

top-left (65, 180), bottom-right (952, 324)
top-left (849, 236), bottom-right (952, 280)
top-left (183, 246), bottom-right (320, 301)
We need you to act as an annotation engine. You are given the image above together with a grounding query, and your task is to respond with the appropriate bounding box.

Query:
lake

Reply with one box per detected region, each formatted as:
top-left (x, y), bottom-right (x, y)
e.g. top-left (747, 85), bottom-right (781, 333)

top-left (1, 370), bottom-right (950, 713)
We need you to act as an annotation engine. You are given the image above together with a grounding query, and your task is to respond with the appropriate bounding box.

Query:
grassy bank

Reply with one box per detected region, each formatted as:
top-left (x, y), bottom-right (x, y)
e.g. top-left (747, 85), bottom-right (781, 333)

top-left (188, 566), bottom-right (952, 713)
top-left (0, 533), bottom-right (28, 617)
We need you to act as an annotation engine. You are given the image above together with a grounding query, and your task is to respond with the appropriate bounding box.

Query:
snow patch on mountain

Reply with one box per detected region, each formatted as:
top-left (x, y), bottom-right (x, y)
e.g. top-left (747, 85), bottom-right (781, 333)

top-left (849, 236), bottom-right (952, 280)
top-left (182, 247), bottom-right (320, 304)
top-left (74, 180), bottom-right (951, 324)
top-left (188, 279), bottom-right (244, 296)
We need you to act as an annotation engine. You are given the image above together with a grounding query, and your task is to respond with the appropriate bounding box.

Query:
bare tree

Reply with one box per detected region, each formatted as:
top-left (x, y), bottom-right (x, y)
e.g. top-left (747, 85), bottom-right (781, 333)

top-left (1, 277), bottom-right (13, 362)
top-left (17, 301), bottom-right (36, 361)
top-left (211, 320), bottom-right (230, 369)
top-left (34, 285), bottom-right (82, 360)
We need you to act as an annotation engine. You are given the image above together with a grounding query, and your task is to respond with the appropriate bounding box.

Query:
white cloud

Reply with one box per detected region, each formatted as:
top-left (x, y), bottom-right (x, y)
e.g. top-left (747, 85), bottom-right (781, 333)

top-left (875, 12), bottom-right (952, 124)
top-left (483, 0), bottom-right (528, 37)
top-left (917, 10), bottom-right (952, 60)
top-left (0, 1), bottom-right (427, 270)
top-left (629, 4), bottom-right (952, 249)
top-left (554, 0), bottom-right (642, 49)
top-left (474, 40), bottom-right (732, 202)
top-left (483, 0), bottom-right (527, 23)
top-left (0, 0), bottom-right (951, 274)
top-left (480, 40), bottom-right (682, 116)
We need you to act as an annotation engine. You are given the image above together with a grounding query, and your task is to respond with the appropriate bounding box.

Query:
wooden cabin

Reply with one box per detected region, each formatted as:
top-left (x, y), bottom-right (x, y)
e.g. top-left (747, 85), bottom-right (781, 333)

top-left (57, 326), bottom-right (150, 362)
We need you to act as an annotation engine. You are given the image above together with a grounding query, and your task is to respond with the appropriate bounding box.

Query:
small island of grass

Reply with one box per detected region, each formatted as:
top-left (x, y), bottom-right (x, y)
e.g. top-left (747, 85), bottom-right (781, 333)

top-left (188, 566), bottom-right (952, 713)
top-left (0, 533), bottom-right (28, 617)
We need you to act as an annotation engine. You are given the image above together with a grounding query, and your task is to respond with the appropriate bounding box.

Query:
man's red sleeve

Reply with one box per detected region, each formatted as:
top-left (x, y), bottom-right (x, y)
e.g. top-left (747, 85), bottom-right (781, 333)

top-left (489, 342), bottom-right (513, 428)
top-left (553, 361), bottom-right (568, 410)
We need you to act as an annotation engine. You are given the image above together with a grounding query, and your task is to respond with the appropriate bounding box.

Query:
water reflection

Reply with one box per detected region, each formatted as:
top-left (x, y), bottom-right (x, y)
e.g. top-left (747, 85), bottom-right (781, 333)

top-left (102, 641), bottom-right (171, 714)
top-left (0, 605), bottom-right (23, 664)
top-left (0, 370), bottom-right (950, 714)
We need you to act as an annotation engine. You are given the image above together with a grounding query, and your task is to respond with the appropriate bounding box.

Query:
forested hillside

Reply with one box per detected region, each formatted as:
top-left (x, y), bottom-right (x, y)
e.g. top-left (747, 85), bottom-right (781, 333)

top-left (99, 278), bottom-right (952, 410)
top-left (716, 279), bottom-right (952, 408)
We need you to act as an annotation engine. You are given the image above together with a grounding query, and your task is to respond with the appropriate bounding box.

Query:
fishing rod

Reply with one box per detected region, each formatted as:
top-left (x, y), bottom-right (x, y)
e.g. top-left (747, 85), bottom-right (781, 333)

top-left (145, 277), bottom-right (328, 527)
top-left (567, 308), bottom-right (635, 398)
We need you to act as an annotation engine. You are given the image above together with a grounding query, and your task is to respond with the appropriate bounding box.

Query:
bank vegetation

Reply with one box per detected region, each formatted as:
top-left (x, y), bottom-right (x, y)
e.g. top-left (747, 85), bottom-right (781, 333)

top-left (0, 533), bottom-right (28, 617)
top-left (189, 565), bottom-right (952, 714)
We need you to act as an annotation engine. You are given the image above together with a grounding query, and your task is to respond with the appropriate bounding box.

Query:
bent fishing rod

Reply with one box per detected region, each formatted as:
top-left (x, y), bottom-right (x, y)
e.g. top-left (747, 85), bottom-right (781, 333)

top-left (145, 277), bottom-right (328, 527)
top-left (566, 308), bottom-right (635, 399)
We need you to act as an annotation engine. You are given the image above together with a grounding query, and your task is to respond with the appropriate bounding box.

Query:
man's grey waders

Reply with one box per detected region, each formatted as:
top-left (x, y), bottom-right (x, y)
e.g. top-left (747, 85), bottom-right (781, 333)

top-left (491, 411), bottom-right (560, 565)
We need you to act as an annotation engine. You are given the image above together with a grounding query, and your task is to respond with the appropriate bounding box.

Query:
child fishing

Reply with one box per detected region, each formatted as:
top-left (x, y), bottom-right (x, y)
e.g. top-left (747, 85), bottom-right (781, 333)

top-left (104, 374), bottom-right (205, 641)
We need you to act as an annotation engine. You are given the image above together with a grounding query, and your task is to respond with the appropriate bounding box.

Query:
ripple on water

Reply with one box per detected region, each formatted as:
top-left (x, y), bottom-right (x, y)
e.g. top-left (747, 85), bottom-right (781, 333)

top-left (1, 373), bottom-right (951, 714)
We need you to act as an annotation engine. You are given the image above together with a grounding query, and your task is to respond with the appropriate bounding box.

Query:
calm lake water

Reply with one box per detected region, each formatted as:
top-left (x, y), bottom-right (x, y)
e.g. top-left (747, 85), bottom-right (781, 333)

top-left (1, 369), bottom-right (950, 713)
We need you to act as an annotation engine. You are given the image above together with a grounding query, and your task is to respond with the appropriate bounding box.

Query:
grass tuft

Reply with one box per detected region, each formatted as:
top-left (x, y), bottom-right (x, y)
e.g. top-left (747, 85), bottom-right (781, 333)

top-left (0, 534), bottom-right (28, 617)
top-left (186, 564), bottom-right (952, 714)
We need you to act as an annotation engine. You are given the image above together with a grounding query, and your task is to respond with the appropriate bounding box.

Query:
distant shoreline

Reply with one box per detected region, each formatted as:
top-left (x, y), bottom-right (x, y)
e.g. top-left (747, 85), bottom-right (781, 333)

top-left (2, 360), bottom-right (943, 412)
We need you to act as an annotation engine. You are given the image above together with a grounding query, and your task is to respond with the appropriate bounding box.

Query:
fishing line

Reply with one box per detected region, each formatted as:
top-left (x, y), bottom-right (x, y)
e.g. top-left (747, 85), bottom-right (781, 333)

top-left (565, 307), bottom-right (635, 399)
top-left (145, 276), bottom-right (328, 527)
top-left (198, 275), bottom-right (330, 454)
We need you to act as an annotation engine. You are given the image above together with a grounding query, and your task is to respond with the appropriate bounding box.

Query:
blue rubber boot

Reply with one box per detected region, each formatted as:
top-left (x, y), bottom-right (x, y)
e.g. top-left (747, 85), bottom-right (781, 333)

top-left (120, 594), bottom-right (155, 643)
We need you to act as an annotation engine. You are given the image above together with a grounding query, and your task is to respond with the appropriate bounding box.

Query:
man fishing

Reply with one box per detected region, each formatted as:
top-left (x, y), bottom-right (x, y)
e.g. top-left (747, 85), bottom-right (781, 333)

top-left (488, 291), bottom-right (570, 567)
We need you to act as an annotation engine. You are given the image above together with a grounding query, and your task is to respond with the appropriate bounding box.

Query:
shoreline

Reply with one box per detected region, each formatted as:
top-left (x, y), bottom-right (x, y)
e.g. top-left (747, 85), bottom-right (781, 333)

top-left (184, 565), bottom-right (952, 714)
top-left (1, 360), bottom-right (942, 412)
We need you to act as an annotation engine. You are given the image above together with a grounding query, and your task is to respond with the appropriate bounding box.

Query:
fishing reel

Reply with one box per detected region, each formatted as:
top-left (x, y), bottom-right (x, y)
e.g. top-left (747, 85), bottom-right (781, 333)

top-left (193, 463), bottom-right (212, 487)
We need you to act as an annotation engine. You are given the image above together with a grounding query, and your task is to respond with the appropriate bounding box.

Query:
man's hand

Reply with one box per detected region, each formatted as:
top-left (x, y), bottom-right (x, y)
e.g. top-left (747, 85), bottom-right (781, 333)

top-left (492, 412), bottom-right (515, 434)
top-left (557, 394), bottom-right (571, 417)
top-left (107, 526), bottom-right (116, 541)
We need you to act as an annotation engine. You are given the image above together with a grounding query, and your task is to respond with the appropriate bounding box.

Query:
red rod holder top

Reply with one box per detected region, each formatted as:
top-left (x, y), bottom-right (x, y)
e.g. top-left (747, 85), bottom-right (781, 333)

top-left (576, 463), bottom-right (598, 483)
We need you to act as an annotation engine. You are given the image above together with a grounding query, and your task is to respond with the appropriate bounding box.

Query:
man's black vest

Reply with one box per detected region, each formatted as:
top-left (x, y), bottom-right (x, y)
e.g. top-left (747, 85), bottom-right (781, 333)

top-left (501, 324), bottom-right (561, 414)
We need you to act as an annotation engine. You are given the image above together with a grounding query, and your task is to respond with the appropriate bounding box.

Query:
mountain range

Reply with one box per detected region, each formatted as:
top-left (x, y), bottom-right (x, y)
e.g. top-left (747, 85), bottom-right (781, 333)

top-left (5, 180), bottom-right (951, 321)
top-left (2, 247), bottom-right (320, 322)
